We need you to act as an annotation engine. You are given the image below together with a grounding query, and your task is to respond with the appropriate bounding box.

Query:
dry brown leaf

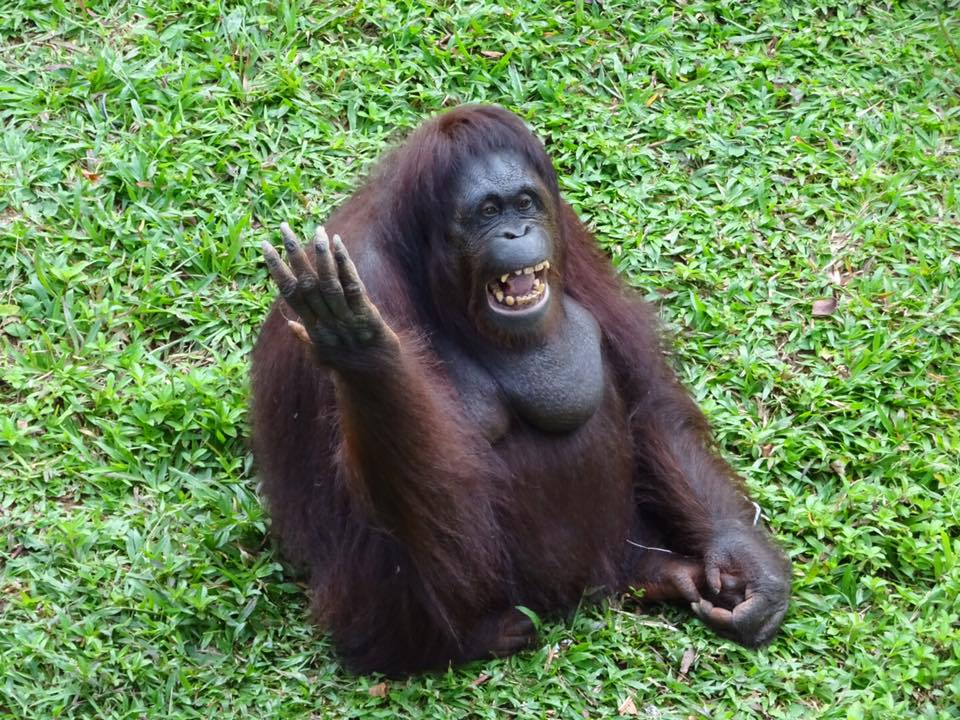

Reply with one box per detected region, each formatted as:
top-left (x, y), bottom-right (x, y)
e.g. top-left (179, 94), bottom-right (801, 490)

top-left (811, 297), bottom-right (837, 317)
top-left (545, 643), bottom-right (559, 667)
top-left (679, 647), bottom-right (697, 676)
top-left (471, 673), bottom-right (491, 687)
top-left (480, 50), bottom-right (504, 59)
top-left (617, 697), bottom-right (638, 716)
top-left (367, 682), bottom-right (389, 698)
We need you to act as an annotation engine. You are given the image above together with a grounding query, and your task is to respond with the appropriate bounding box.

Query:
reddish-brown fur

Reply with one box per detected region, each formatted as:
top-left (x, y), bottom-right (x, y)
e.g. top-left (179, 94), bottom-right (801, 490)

top-left (251, 105), bottom-right (783, 676)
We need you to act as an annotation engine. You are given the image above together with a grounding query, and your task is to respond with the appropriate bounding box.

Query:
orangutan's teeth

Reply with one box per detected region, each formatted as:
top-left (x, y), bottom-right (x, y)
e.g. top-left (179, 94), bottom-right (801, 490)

top-left (544, 261), bottom-right (551, 270)
top-left (490, 270), bottom-right (550, 308)
top-left (534, 262), bottom-right (544, 271)
top-left (500, 274), bottom-right (509, 283)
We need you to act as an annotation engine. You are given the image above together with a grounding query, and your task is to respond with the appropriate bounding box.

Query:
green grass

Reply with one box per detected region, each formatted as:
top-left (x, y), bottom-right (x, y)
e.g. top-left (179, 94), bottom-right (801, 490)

top-left (1, 0), bottom-right (958, 717)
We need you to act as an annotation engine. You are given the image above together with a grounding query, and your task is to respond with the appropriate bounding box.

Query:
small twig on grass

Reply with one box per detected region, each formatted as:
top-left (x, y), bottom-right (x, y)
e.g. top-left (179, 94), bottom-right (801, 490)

top-left (939, 15), bottom-right (959, 63)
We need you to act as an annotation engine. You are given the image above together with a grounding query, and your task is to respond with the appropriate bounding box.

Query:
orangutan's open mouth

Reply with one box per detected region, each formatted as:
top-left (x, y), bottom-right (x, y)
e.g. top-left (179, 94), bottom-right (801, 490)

top-left (486, 261), bottom-right (550, 312)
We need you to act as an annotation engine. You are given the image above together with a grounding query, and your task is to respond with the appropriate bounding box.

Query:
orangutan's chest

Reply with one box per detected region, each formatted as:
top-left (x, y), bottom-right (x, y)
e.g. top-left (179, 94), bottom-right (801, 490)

top-left (442, 298), bottom-right (606, 440)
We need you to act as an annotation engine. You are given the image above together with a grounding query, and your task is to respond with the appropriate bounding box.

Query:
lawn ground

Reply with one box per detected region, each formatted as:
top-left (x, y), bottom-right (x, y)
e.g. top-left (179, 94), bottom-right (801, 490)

top-left (1, 1), bottom-right (958, 718)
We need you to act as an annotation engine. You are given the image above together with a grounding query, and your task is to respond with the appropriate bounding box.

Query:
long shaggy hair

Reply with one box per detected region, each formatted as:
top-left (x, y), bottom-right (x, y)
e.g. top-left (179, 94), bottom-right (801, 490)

top-left (251, 105), bottom-right (778, 676)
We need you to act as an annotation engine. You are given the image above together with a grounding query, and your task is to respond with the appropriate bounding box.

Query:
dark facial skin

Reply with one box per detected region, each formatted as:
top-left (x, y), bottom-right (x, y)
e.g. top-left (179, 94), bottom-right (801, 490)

top-left (441, 151), bottom-right (606, 433)
top-left (449, 151), bottom-right (559, 339)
